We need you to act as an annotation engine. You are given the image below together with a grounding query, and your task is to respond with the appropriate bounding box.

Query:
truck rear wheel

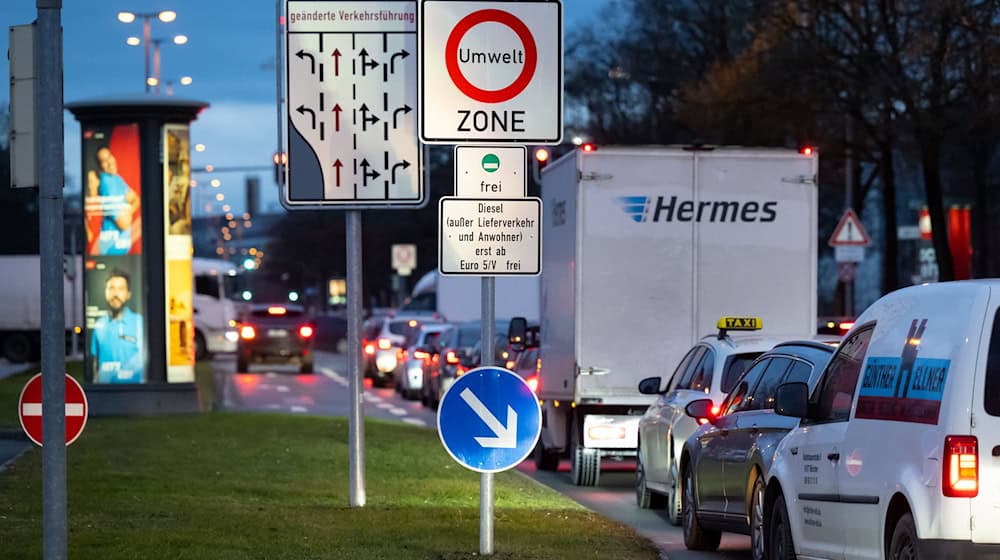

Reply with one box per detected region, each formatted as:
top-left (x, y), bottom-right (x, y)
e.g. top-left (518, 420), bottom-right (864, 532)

top-left (570, 423), bottom-right (600, 486)
top-left (534, 441), bottom-right (560, 471)
top-left (2, 333), bottom-right (34, 363)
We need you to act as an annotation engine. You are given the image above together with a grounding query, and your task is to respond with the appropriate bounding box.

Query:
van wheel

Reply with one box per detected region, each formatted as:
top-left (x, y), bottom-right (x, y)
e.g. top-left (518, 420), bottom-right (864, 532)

top-left (636, 451), bottom-right (666, 509)
top-left (194, 331), bottom-right (209, 361)
top-left (750, 477), bottom-right (766, 560)
top-left (2, 333), bottom-right (34, 363)
top-left (889, 513), bottom-right (920, 560)
top-left (768, 492), bottom-right (797, 560)
top-left (682, 467), bottom-right (721, 551)
top-left (570, 425), bottom-right (600, 486)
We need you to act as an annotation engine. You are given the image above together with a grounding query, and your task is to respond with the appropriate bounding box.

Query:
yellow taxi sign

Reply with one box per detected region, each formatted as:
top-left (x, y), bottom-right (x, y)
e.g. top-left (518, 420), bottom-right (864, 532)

top-left (717, 317), bottom-right (763, 331)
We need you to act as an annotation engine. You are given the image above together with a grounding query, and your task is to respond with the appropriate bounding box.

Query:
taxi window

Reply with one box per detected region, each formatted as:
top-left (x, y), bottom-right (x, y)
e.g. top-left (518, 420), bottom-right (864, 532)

top-left (744, 357), bottom-right (793, 411)
top-left (812, 325), bottom-right (874, 423)
top-left (723, 358), bottom-right (770, 415)
top-left (678, 349), bottom-right (714, 393)
top-left (783, 360), bottom-right (813, 385)
top-left (668, 347), bottom-right (705, 392)
top-left (721, 353), bottom-right (763, 393)
top-left (985, 308), bottom-right (1000, 416)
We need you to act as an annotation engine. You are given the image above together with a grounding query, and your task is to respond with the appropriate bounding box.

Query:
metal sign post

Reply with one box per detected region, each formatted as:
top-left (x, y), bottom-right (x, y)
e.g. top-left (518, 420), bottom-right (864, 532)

top-left (480, 276), bottom-right (495, 554)
top-left (346, 211), bottom-right (365, 507)
top-left (36, 1), bottom-right (67, 557)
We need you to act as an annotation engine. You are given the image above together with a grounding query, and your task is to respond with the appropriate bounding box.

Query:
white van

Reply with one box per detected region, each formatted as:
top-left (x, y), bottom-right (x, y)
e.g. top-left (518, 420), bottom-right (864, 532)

top-left (765, 280), bottom-right (1000, 560)
top-left (192, 258), bottom-right (239, 359)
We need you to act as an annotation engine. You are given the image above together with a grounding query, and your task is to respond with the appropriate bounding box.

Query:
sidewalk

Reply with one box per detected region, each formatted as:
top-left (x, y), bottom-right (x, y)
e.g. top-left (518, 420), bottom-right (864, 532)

top-left (0, 431), bottom-right (30, 472)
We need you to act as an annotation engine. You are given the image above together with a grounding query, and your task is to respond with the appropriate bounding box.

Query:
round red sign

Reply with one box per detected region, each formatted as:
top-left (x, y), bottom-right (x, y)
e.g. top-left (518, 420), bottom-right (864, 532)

top-left (18, 373), bottom-right (88, 447)
top-left (444, 9), bottom-right (538, 104)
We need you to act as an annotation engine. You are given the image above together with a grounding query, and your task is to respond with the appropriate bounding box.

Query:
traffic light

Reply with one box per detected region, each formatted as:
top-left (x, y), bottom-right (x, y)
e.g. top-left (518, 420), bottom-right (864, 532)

top-left (273, 151), bottom-right (287, 185)
top-left (532, 147), bottom-right (550, 185)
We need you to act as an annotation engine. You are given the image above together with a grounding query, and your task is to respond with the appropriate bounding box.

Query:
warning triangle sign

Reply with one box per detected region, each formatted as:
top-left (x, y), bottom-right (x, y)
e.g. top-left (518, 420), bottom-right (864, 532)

top-left (829, 209), bottom-right (871, 247)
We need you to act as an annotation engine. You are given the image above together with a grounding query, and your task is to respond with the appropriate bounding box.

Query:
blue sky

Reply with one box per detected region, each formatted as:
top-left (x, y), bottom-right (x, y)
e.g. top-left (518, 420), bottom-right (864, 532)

top-left (0, 1), bottom-right (605, 216)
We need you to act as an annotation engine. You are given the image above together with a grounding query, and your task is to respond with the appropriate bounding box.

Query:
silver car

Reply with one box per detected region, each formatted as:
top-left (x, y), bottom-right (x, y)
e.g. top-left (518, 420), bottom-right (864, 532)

top-left (395, 323), bottom-right (448, 400)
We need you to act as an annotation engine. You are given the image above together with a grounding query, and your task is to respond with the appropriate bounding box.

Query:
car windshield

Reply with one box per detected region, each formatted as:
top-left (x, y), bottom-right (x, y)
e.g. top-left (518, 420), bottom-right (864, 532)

top-left (457, 326), bottom-right (482, 347)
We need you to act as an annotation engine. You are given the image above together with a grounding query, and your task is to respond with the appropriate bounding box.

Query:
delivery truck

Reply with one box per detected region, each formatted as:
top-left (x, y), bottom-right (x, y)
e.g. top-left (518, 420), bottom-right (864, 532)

top-left (532, 146), bottom-right (818, 486)
top-left (402, 271), bottom-right (539, 323)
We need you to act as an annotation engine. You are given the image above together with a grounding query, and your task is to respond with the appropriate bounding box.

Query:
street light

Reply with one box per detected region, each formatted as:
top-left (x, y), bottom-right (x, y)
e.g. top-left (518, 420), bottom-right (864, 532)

top-left (149, 36), bottom-right (188, 94)
top-left (117, 10), bottom-right (178, 93)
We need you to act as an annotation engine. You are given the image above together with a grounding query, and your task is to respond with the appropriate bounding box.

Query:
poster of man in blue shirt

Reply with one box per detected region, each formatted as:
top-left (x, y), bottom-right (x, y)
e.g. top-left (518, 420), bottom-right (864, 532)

top-left (90, 268), bottom-right (145, 383)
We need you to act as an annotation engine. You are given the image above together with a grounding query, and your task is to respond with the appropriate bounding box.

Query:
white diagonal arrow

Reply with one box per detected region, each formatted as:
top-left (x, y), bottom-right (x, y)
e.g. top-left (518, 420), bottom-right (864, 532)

top-left (460, 388), bottom-right (517, 449)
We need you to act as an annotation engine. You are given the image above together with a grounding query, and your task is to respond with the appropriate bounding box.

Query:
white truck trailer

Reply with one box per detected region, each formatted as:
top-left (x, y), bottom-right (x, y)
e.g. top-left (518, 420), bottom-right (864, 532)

top-left (403, 271), bottom-right (539, 323)
top-left (534, 146), bottom-right (818, 485)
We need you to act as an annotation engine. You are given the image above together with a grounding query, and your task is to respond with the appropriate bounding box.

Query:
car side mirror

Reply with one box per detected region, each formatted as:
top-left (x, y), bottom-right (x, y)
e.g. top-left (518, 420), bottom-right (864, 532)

top-left (775, 382), bottom-right (810, 418)
top-left (685, 398), bottom-right (717, 425)
top-left (637, 376), bottom-right (663, 395)
top-left (508, 317), bottom-right (528, 351)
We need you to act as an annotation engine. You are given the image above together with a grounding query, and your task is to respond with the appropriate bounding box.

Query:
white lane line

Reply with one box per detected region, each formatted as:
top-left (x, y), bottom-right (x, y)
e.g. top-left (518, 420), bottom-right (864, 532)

top-left (265, 372), bottom-right (278, 378)
top-left (388, 408), bottom-right (406, 416)
top-left (290, 406), bottom-right (308, 413)
top-left (364, 394), bottom-right (382, 403)
top-left (276, 385), bottom-right (290, 393)
top-left (376, 403), bottom-right (393, 410)
top-left (402, 418), bottom-right (426, 427)
top-left (265, 404), bottom-right (282, 410)
top-left (319, 367), bottom-right (349, 386)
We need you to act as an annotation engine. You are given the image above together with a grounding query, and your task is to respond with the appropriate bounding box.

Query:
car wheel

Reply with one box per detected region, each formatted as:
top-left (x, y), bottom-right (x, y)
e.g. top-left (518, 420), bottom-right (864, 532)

top-left (194, 331), bottom-right (209, 361)
top-left (750, 476), bottom-right (766, 560)
top-left (420, 388), bottom-right (429, 407)
top-left (534, 441), bottom-right (560, 471)
top-left (666, 461), bottom-right (683, 526)
top-left (889, 513), bottom-right (920, 560)
top-left (682, 466), bottom-right (721, 551)
top-left (636, 451), bottom-right (667, 509)
top-left (570, 423), bottom-right (600, 486)
top-left (2, 333), bottom-right (34, 363)
top-left (768, 492), bottom-right (796, 560)
top-left (300, 362), bottom-right (314, 374)
top-left (237, 358), bottom-right (249, 373)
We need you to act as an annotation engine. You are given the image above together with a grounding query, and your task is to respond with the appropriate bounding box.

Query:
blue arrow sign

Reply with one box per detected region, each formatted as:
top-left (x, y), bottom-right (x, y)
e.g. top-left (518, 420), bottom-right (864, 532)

top-left (437, 366), bottom-right (542, 473)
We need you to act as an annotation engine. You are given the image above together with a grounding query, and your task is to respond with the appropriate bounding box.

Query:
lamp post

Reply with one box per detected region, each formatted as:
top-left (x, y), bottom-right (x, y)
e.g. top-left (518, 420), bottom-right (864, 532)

top-left (117, 9), bottom-right (177, 93)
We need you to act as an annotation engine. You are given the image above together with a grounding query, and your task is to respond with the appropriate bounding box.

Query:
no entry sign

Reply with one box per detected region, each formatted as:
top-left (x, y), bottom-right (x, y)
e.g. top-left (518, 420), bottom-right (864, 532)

top-left (18, 373), bottom-right (88, 447)
top-left (419, 0), bottom-right (563, 144)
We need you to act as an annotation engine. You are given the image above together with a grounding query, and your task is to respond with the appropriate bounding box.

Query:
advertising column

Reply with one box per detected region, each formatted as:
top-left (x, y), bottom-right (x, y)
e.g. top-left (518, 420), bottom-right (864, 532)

top-left (82, 124), bottom-right (147, 384)
top-left (164, 125), bottom-right (195, 382)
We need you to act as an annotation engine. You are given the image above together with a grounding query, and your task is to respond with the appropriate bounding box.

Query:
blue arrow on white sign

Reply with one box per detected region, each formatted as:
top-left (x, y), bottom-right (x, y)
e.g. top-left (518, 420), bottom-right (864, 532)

top-left (437, 366), bottom-right (542, 473)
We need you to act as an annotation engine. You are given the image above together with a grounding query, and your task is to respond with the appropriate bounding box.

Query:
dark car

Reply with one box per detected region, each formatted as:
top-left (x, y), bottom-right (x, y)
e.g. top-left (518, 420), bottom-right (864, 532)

top-left (679, 340), bottom-right (837, 559)
top-left (236, 304), bottom-right (316, 373)
top-left (421, 320), bottom-right (509, 409)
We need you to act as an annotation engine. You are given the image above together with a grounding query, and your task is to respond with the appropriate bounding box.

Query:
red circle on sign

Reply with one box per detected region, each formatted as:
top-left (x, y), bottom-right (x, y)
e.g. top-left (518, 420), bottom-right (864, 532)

top-left (18, 373), bottom-right (89, 447)
top-left (445, 9), bottom-right (538, 104)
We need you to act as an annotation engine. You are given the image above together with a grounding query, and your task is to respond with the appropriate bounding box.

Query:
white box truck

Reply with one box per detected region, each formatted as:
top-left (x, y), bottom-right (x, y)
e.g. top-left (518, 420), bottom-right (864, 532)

top-left (533, 146), bottom-right (818, 485)
top-left (402, 271), bottom-right (539, 323)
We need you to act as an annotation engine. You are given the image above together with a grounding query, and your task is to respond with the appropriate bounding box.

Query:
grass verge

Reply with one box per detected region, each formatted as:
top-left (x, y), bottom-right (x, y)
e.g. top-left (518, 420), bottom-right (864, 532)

top-left (0, 394), bottom-right (658, 559)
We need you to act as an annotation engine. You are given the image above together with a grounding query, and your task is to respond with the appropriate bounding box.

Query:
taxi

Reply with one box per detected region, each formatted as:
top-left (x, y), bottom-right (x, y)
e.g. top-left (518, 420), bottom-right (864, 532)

top-left (636, 317), bottom-right (807, 524)
top-left (766, 281), bottom-right (1000, 560)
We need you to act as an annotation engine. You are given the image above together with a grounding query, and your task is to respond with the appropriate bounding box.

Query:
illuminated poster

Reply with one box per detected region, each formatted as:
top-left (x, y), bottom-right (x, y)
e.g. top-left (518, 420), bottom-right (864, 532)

top-left (85, 256), bottom-right (146, 383)
top-left (83, 124), bottom-right (142, 256)
top-left (165, 124), bottom-right (195, 382)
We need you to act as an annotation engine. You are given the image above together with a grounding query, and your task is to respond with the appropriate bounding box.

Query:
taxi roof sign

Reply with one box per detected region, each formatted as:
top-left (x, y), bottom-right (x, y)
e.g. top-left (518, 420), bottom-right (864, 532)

top-left (716, 316), bottom-right (763, 336)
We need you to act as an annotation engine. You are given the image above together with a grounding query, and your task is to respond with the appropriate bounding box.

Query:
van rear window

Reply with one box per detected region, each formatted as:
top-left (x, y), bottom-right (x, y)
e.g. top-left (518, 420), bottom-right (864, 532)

top-left (985, 308), bottom-right (1000, 416)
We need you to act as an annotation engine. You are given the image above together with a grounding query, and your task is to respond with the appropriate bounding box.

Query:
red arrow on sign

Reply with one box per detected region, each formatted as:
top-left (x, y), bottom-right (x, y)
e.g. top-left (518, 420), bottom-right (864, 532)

top-left (18, 373), bottom-right (88, 447)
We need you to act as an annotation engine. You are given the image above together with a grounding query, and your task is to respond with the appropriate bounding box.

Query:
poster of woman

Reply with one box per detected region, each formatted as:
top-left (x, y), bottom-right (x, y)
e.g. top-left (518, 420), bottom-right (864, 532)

top-left (82, 124), bottom-right (142, 256)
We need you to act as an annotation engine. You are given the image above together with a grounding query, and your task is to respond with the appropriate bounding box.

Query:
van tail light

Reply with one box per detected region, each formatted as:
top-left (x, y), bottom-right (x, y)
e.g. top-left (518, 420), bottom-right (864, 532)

top-left (526, 374), bottom-right (539, 394)
top-left (377, 338), bottom-right (392, 350)
top-left (445, 350), bottom-right (460, 365)
top-left (239, 325), bottom-right (256, 340)
top-left (297, 325), bottom-right (314, 338)
top-left (943, 435), bottom-right (978, 498)
top-left (364, 343), bottom-right (375, 356)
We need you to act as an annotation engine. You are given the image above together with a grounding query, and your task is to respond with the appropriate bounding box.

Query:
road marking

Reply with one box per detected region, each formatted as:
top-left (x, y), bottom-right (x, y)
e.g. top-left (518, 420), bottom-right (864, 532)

top-left (402, 418), bottom-right (426, 427)
top-left (265, 372), bottom-right (278, 378)
top-left (364, 394), bottom-right (382, 403)
top-left (389, 408), bottom-right (406, 416)
top-left (376, 402), bottom-right (393, 410)
top-left (290, 406), bottom-right (308, 413)
top-left (319, 367), bottom-right (349, 386)
top-left (276, 385), bottom-right (290, 393)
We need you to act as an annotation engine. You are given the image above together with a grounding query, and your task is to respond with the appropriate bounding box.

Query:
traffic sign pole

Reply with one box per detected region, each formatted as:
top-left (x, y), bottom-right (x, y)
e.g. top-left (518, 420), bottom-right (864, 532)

top-left (480, 276), bottom-right (495, 555)
top-left (36, 1), bottom-right (68, 558)
top-left (347, 211), bottom-right (366, 507)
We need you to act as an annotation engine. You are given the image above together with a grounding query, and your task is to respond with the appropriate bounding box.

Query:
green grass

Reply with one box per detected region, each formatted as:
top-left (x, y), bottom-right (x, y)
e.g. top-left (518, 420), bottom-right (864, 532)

top-left (0, 399), bottom-right (659, 559)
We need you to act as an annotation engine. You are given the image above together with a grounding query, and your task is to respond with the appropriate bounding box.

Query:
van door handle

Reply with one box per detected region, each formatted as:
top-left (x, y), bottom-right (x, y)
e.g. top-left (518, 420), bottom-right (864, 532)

top-left (992, 445), bottom-right (1000, 457)
top-left (827, 452), bottom-right (840, 461)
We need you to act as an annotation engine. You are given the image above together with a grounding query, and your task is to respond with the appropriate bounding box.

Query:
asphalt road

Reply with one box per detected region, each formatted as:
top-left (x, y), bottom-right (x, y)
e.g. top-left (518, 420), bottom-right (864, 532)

top-left (213, 350), bottom-right (752, 559)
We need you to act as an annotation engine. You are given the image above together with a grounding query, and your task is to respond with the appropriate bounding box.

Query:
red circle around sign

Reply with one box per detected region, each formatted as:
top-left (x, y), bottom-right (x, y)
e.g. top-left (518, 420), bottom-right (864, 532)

top-left (18, 373), bottom-right (88, 447)
top-left (445, 9), bottom-right (538, 104)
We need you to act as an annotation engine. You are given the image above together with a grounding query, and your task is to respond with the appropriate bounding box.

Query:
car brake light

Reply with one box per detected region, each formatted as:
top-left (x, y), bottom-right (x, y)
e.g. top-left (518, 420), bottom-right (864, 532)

top-left (943, 435), bottom-right (978, 497)
top-left (364, 344), bottom-right (375, 356)
top-left (526, 375), bottom-right (539, 394)
top-left (267, 306), bottom-right (287, 315)
top-left (710, 405), bottom-right (720, 416)
top-left (377, 338), bottom-right (392, 350)
top-left (297, 325), bottom-right (314, 338)
top-left (839, 321), bottom-right (855, 332)
top-left (413, 350), bottom-right (430, 360)
top-left (239, 325), bottom-right (256, 340)
top-left (446, 351), bottom-right (460, 365)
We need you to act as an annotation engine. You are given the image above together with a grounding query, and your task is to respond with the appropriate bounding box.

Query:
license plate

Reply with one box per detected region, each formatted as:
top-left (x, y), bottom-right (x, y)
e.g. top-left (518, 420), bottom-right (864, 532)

top-left (267, 329), bottom-right (288, 338)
